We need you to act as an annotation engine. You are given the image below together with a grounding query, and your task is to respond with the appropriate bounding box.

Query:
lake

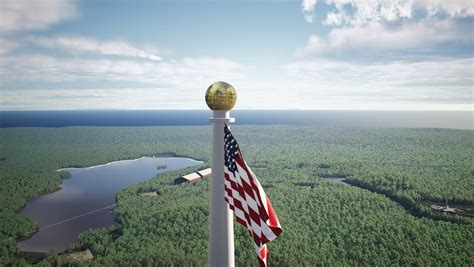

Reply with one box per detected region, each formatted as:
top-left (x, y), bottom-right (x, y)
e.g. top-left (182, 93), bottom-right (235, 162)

top-left (17, 157), bottom-right (202, 253)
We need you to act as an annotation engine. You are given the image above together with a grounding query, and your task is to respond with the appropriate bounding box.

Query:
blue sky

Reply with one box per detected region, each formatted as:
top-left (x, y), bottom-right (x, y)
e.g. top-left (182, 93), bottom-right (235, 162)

top-left (0, 0), bottom-right (472, 110)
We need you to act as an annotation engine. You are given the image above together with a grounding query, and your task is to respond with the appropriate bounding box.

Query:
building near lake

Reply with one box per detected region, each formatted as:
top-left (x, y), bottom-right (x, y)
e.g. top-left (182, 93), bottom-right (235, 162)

top-left (175, 168), bottom-right (212, 185)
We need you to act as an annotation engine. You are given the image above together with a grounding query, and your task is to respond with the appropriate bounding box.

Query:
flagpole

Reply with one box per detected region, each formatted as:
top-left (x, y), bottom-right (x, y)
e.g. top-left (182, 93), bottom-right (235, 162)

top-left (205, 82), bottom-right (237, 267)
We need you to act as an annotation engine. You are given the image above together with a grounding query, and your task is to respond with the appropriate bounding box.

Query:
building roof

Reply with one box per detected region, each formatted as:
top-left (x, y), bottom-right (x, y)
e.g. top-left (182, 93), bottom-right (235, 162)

top-left (181, 173), bottom-right (201, 182)
top-left (197, 168), bottom-right (212, 177)
top-left (175, 168), bottom-right (213, 185)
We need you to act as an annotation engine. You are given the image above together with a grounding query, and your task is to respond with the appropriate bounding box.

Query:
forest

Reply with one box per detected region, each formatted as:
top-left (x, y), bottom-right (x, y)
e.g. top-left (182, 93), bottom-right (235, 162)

top-left (0, 125), bottom-right (473, 266)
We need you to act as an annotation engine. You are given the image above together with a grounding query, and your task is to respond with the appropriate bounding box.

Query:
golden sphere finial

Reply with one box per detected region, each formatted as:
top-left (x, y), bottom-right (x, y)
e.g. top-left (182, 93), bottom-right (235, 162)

top-left (205, 81), bottom-right (237, 110)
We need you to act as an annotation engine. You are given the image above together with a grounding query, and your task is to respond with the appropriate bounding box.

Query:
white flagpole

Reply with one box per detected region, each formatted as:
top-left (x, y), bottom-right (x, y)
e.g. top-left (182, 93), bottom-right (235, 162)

top-left (208, 110), bottom-right (235, 267)
top-left (205, 82), bottom-right (237, 267)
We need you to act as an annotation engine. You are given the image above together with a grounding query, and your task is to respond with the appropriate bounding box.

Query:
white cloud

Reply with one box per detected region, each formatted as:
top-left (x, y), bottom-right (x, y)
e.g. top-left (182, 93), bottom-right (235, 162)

top-left (321, 0), bottom-right (474, 26)
top-left (0, 53), bottom-right (242, 87)
top-left (282, 57), bottom-right (473, 110)
top-left (295, 0), bottom-right (474, 111)
top-left (299, 18), bottom-right (470, 56)
top-left (415, 0), bottom-right (474, 18)
top-left (0, 53), bottom-right (246, 109)
top-left (0, 37), bottom-right (18, 55)
top-left (0, 53), bottom-right (471, 110)
top-left (29, 36), bottom-right (162, 61)
top-left (283, 57), bottom-right (473, 86)
top-left (0, 0), bottom-right (78, 55)
top-left (299, 0), bottom-right (473, 57)
top-left (0, 0), bottom-right (77, 32)
top-left (302, 0), bottom-right (317, 22)
top-left (0, 88), bottom-right (205, 110)
top-left (322, 0), bottom-right (413, 26)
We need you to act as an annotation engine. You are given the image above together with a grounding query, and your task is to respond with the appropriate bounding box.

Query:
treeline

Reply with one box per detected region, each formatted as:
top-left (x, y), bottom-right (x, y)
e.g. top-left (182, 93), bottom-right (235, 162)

top-left (344, 178), bottom-right (472, 224)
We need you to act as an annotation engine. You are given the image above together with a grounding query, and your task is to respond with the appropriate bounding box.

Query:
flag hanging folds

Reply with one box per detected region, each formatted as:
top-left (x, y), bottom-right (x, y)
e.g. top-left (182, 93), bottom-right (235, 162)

top-left (223, 125), bottom-right (282, 267)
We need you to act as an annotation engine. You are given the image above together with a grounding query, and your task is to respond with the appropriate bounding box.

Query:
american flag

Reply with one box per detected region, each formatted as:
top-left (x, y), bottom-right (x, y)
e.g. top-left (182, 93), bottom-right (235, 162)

top-left (223, 125), bottom-right (282, 267)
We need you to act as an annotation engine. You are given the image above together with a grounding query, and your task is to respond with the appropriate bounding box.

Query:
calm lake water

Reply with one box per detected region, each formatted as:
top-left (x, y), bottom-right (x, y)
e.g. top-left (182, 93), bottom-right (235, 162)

top-left (17, 157), bottom-right (201, 253)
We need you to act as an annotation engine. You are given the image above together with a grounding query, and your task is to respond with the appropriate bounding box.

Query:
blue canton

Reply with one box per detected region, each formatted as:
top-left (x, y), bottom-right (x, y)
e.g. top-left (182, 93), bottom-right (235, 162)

top-left (224, 125), bottom-right (239, 173)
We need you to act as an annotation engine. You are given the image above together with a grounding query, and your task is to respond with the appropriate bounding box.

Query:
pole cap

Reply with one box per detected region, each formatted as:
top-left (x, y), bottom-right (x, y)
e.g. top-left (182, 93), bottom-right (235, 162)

top-left (205, 81), bottom-right (237, 111)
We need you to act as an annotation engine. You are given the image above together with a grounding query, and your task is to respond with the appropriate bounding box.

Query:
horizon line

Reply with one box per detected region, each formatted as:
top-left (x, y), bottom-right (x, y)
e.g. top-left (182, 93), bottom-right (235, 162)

top-left (0, 109), bottom-right (472, 112)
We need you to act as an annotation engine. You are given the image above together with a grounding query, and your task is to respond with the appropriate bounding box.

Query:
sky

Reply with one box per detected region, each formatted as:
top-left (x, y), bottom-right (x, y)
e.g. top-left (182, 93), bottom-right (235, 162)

top-left (0, 0), bottom-right (473, 110)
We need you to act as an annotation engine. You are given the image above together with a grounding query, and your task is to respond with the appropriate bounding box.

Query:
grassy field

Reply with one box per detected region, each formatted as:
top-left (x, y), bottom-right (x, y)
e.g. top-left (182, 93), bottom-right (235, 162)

top-left (0, 126), bottom-right (472, 265)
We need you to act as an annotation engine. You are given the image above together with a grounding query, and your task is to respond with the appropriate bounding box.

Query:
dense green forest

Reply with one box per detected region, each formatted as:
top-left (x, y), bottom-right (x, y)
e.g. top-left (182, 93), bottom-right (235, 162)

top-left (0, 126), bottom-right (473, 266)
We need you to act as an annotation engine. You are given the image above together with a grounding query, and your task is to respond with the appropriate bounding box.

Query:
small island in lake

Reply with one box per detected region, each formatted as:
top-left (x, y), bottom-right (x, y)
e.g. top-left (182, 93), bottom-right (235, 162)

top-left (156, 164), bottom-right (167, 170)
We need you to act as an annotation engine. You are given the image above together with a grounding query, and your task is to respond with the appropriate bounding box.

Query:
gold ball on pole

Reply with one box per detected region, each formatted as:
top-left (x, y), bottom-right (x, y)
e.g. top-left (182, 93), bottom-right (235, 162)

top-left (205, 81), bottom-right (237, 111)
